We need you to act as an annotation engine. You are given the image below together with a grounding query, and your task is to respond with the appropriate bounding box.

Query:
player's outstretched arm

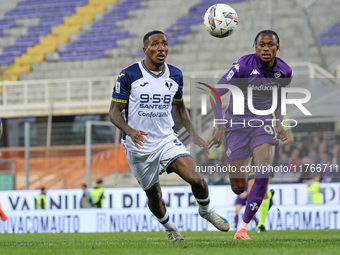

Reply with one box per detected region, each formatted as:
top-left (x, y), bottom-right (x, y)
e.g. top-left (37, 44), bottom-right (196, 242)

top-left (109, 101), bottom-right (148, 149)
top-left (172, 99), bottom-right (209, 156)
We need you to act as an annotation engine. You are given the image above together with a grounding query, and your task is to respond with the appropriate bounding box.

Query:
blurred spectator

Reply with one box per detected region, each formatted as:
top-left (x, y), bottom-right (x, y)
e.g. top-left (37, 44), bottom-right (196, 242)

top-left (318, 139), bottom-right (328, 155)
top-left (289, 149), bottom-right (301, 172)
top-left (313, 136), bottom-right (320, 148)
top-left (80, 184), bottom-right (92, 208)
top-left (282, 143), bottom-right (293, 157)
top-left (199, 153), bottom-right (211, 168)
top-left (298, 156), bottom-right (312, 183)
top-left (279, 150), bottom-right (290, 168)
top-left (320, 152), bottom-right (331, 165)
top-left (208, 172), bottom-right (225, 185)
top-left (317, 132), bottom-right (324, 141)
top-left (296, 141), bottom-right (309, 158)
top-left (321, 160), bottom-right (334, 183)
top-left (53, 51), bottom-right (60, 60)
top-left (217, 152), bottom-right (228, 168)
top-left (90, 180), bottom-right (105, 208)
top-left (308, 148), bottom-right (320, 164)
top-left (37, 187), bottom-right (48, 210)
top-left (304, 132), bottom-right (314, 148)
top-left (307, 174), bottom-right (322, 204)
top-left (199, 153), bottom-right (211, 181)
top-left (208, 130), bottom-right (225, 164)
top-left (332, 144), bottom-right (339, 166)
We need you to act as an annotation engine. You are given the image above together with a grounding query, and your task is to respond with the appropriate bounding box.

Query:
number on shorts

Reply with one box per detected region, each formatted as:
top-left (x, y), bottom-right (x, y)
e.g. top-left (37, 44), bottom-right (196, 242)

top-left (264, 125), bottom-right (276, 139)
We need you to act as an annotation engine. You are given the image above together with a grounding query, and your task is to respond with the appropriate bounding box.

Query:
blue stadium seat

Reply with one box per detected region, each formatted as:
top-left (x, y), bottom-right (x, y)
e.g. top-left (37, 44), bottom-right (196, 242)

top-left (53, 50), bottom-right (106, 61)
top-left (168, 37), bottom-right (179, 46)
top-left (16, 0), bottom-right (87, 10)
top-left (0, 56), bottom-right (14, 65)
top-left (176, 16), bottom-right (202, 26)
top-left (113, 2), bottom-right (141, 11)
top-left (14, 37), bottom-right (40, 47)
top-left (90, 22), bottom-right (117, 32)
top-left (0, 20), bottom-right (16, 29)
top-left (39, 17), bottom-right (65, 26)
top-left (26, 26), bottom-right (52, 36)
top-left (2, 46), bottom-right (27, 56)
top-left (65, 41), bottom-right (118, 51)
top-left (317, 18), bottom-right (340, 46)
top-left (78, 31), bottom-right (130, 42)
top-left (102, 12), bottom-right (129, 21)
top-left (165, 26), bottom-right (191, 37)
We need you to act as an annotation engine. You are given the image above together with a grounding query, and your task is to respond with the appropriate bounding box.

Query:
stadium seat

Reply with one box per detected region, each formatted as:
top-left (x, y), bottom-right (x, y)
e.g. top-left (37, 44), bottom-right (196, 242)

top-left (317, 18), bottom-right (340, 46)
top-left (26, 26), bottom-right (52, 36)
top-left (2, 46), bottom-right (27, 56)
top-left (0, 20), bottom-right (16, 29)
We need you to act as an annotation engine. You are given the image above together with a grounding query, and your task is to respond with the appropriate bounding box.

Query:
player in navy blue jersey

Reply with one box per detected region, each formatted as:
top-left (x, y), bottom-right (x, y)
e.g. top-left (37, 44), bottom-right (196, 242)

top-left (109, 30), bottom-right (230, 241)
top-left (209, 30), bottom-right (292, 240)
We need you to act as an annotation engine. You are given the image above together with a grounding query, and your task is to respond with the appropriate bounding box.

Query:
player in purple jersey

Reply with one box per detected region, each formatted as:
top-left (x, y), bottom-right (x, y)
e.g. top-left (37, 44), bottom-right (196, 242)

top-left (209, 30), bottom-right (292, 240)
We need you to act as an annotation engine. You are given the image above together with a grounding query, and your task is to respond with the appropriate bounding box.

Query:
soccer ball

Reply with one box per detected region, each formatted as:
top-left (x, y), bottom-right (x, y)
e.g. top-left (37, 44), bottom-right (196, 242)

top-left (203, 3), bottom-right (238, 38)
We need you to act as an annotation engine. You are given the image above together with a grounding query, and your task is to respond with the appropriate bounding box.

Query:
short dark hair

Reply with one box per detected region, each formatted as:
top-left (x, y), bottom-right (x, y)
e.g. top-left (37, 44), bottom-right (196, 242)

top-left (82, 184), bottom-right (87, 188)
top-left (143, 30), bottom-right (166, 46)
top-left (253, 30), bottom-right (280, 47)
top-left (41, 187), bottom-right (45, 192)
top-left (97, 179), bottom-right (103, 185)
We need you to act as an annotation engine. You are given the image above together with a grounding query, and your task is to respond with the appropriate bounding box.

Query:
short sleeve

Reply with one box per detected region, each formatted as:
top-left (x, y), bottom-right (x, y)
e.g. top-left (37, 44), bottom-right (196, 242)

top-left (112, 72), bottom-right (131, 103)
top-left (168, 65), bottom-right (183, 101)
top-left (174, 75), bottom-right (183, 101)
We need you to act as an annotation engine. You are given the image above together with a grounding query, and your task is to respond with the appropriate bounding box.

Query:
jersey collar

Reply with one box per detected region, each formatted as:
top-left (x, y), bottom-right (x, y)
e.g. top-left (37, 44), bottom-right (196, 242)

top-left (141, 60), bottom-right (166, 78)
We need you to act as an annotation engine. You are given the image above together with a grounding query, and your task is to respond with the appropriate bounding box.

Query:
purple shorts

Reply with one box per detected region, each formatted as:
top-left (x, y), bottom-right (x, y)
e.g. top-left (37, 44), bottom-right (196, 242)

top-left (235, 195), bottom-right (247, 206)
top-left (225, 125), bottom-right (279, 162)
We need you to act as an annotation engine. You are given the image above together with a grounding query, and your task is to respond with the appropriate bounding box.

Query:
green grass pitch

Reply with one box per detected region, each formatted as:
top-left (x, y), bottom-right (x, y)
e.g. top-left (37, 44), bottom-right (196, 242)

top-left (0, 230), bottom-right (339, 255)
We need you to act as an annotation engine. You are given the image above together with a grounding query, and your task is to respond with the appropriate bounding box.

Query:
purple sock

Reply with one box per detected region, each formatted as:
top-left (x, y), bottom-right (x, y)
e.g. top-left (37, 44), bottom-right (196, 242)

top-left (232, 187), bottom-right (244, 195)
top-left (243, 170), bottom-right (269, 223)
top-left (234, 214), bottom-right (239, 229)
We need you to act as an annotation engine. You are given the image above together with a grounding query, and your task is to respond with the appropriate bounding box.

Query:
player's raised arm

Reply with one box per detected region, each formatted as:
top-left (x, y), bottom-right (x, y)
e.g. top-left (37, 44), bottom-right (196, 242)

top-left (109, 101), bottom-right (147, 150)
top-left (172, 99), bottom-right (209, 156)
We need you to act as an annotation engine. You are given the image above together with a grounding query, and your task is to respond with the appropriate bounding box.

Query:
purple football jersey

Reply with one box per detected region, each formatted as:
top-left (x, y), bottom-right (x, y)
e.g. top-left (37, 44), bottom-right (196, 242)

top-left (218, 53), bottom-right (292, 130)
